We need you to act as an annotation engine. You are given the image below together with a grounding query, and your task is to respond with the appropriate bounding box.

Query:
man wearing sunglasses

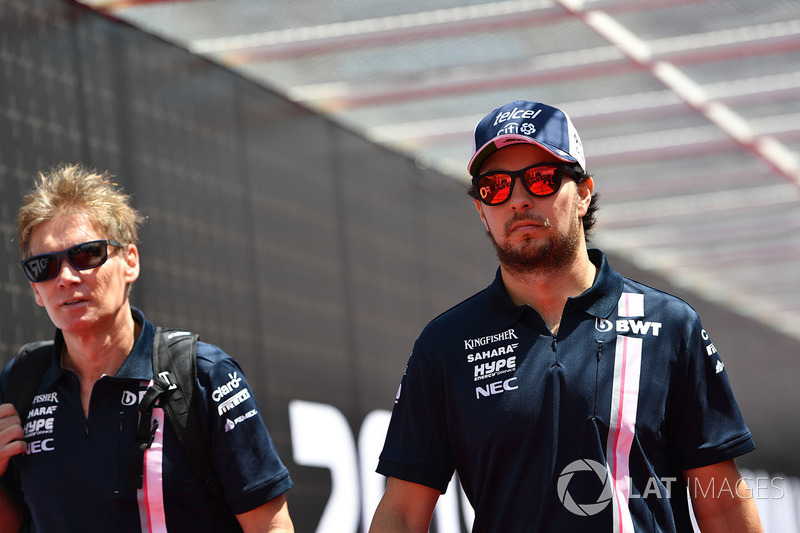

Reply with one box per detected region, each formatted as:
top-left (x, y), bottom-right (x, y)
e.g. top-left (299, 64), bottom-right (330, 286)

top-left (0, 164), bottom-right (294, 532)
top-left (370, 101), bottom-right (761, 532)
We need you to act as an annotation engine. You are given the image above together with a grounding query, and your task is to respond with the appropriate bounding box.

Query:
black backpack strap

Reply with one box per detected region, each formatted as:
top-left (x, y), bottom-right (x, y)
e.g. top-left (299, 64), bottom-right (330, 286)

top-left (131, 327), bottom-right (241, 531)
top-left (129, 366), bottom-right (172, 489)
top-left (147, 328), bottom-right (225, 501)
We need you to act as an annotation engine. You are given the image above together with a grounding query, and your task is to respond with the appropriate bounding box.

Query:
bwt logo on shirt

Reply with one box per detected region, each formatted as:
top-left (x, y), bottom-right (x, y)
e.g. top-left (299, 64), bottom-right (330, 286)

top-left (121, 389), bottom-right (147, 406)
top-left (595, 318), bottom-right (662, 337)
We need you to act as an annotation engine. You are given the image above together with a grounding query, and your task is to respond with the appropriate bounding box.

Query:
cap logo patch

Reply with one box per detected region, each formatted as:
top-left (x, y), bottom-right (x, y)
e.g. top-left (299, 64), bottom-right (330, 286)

top-left (492, 106), bottom-right (542, 126)
top-left (498, 123), bottom-right (521, 136)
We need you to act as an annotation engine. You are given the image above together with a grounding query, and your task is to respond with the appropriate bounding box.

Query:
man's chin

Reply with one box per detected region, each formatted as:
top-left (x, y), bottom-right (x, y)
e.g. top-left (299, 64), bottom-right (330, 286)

top-left (495, 243), bottom-right (553, 273)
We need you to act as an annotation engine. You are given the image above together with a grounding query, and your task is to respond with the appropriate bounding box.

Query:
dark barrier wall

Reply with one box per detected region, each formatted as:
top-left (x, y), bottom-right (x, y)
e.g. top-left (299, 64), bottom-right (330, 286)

top-left (1, 1), bottom-right (798, 531)
top-left (0, 1), bottom-right (497, 530)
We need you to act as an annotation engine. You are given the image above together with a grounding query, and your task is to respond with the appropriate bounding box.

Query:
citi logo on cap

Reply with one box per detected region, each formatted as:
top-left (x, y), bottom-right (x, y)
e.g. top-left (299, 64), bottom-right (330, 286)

top-left (498, 123), bottom-right (521, 136)
top-left (496, 121), bottom-right (538, 137)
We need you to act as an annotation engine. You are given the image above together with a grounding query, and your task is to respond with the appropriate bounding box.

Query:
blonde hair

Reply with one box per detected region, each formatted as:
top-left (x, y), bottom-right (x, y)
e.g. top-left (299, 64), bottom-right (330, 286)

top-left (17, 163), bottom-right (144, 258)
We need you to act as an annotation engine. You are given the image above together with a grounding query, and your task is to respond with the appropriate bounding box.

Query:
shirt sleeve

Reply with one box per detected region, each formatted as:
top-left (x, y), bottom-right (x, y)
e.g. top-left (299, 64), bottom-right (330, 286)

top-left (195, 344), bottom-right (293, 514)
top-left (376, 341), bottom-right (455, 493)
top-left (668, 315), bottom-right (755, 471)
top-left (0, 359), bottom-right (24, 504)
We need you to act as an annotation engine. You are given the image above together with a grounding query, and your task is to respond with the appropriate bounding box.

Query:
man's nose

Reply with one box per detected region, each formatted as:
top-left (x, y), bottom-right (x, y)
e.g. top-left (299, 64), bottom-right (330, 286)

top-left (507, 176), bottom-right (533, 210)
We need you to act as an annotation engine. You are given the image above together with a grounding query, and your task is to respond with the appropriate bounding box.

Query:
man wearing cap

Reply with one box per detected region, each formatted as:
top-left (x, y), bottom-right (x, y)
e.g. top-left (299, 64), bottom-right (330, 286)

top-left (369, 101), bottom-right (761, 532)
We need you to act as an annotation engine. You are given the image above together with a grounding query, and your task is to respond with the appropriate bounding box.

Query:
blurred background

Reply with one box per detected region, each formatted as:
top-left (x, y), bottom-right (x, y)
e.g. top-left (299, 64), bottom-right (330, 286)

top-left (1, 0), bottom-right (798, 531)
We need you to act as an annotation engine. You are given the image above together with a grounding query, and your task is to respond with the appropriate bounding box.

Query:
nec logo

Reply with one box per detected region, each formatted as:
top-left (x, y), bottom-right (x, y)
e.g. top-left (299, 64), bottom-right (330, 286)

top-left (595, 318), bottom-right (662, 337)
top-left (475, 377), bottom-right (518, 399)
top-left (26, 438), bottom-right (55, 455)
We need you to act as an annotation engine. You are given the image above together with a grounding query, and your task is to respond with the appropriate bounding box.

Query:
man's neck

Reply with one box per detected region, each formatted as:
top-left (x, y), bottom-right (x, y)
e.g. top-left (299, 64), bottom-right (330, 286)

top-left (500, 248), bottom-right (597, 335)
top-left (61, 306), bottom-right (138, 383)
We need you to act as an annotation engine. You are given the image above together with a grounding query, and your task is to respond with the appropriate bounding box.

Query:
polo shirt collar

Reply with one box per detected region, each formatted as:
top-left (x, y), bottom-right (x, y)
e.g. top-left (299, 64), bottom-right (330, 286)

top-left (482, 248), bottom-right (623, 330)
top-left (574, 249), bottom-right (624, 319)
top-left (115, 307), bottom-right (155, 380)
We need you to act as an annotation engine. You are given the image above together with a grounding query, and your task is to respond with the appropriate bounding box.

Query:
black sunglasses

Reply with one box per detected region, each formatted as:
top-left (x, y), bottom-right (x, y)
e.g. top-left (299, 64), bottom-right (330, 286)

top-left (472, 163), bottom-right (577, 206)
top-left (20, 239), bottom-right (122, 283)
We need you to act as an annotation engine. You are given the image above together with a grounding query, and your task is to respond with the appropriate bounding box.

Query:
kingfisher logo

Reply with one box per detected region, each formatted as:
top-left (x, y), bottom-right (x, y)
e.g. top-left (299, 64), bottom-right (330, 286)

top-left (31, 392), bottom-right (58, 405)
top-left (463, 328), bottom-right (518, 351)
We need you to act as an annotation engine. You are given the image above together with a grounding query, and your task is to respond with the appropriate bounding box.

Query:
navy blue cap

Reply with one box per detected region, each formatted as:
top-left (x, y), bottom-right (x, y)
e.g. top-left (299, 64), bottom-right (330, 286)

top-left (468, 100), bottom-right (586, 175)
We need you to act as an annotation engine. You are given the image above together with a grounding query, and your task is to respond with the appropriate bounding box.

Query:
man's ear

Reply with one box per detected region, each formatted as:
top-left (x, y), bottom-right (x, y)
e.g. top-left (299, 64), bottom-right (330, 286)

top-left (31, 282), bottom-right (44, 308)
top-left (576, 177), bottom-right (594, 217)
top-left (474, 199), bottom-right (489, 232)
top-left (122, 244), bottom-right (140, 284)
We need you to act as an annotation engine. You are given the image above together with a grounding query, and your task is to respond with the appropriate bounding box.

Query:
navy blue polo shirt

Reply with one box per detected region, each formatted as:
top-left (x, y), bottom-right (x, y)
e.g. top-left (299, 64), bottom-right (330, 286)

top-left (0, 309), bottom-right (292, 533)
top-left (377, 250), bottom-right (754, 532)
